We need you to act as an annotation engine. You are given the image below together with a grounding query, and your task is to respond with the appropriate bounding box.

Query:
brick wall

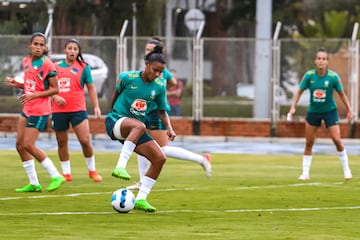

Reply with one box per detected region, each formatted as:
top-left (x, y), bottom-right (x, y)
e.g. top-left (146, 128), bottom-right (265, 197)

top-left (0, 115), bottom-right (358, 138)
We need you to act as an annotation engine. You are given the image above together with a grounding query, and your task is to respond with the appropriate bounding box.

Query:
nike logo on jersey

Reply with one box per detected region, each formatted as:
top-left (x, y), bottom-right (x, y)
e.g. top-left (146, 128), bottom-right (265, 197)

top-left (130, 85), bottom-right (138, 89)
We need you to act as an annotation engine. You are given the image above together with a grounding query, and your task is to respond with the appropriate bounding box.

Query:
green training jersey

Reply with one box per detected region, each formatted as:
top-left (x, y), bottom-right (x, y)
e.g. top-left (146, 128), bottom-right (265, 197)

top-left (109, 70), bottom-right (167, 122)
top-left (299, 69), bottom-right (343, 113)
top-left (146, 66), bottom-right (173, 113)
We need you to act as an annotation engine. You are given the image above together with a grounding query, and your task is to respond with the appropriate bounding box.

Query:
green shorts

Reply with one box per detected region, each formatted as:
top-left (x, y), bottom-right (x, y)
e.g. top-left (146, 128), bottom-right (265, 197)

top-left (105, 116), bottom-right (153, 145)
top-left (21, 112), bottom-right (49, 131)
top-left (306, 109), bottom-right (339, 128)
top-left (52, 111), bottom-right (88, 131)
top-left (145, 110), bottom-right (167, 130)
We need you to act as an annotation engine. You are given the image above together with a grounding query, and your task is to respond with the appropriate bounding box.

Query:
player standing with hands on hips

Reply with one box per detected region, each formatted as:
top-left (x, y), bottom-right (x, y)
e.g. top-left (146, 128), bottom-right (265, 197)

top-left (288, 47), bottom-right (352, 181)
top-left (105, 45), bottom-right (176, 212)
top-left (6, 32), bottom-right (65, 192)
top-left (52, 38), bottom-right (102, 183)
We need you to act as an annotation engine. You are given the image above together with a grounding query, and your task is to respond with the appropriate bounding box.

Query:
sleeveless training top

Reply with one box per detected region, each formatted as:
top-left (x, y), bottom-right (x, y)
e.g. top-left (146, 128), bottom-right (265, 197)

top-left (22, 55), bottom-right (56, 116)
top-left (52, 60), bottom-right (90, 113)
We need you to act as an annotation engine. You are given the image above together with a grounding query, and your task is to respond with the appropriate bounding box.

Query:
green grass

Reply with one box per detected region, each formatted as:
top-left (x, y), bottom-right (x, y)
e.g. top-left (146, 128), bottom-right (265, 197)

top-left (0, 151), bottom-right (359, 239)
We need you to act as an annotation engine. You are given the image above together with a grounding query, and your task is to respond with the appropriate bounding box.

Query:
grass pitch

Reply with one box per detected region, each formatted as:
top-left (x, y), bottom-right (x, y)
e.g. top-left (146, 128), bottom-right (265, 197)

top-left (0, 150), bottom-right (359, 240)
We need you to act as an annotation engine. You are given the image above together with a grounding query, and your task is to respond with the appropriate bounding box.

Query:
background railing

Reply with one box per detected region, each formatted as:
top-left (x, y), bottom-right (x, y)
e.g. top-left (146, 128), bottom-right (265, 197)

top-left (0, 35), bottom-right (358, 125)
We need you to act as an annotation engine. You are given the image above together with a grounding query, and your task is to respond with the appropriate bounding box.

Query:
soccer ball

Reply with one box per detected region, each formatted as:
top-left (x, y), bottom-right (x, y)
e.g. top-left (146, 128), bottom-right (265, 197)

top-left (111, 188), bottom-right (135, 213)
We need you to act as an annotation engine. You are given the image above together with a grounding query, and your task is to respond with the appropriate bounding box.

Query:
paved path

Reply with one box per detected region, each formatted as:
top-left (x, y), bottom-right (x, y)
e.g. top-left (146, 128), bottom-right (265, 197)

top-left (1, 134), bottom-right (360, 155)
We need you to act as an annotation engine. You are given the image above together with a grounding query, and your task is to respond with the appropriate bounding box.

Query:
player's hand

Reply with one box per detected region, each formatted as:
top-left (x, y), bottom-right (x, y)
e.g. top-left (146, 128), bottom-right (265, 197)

top-left (18, 92), bottom-right (35, 104)
top-left (5, 77), bottom-right (16, 87)
top-left (347, 110), bottom-right (353, 123)
top-left (94, 107), bottom-right (101, 119)
top-left (53, 95), bottom-right (66, 106)
top-left (167, 128), bottom-right (176, 141)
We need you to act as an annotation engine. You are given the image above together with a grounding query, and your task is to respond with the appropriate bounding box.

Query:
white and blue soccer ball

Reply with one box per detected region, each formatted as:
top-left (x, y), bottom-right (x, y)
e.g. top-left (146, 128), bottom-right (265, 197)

top-left (111, 188), bottom-right (135, 213)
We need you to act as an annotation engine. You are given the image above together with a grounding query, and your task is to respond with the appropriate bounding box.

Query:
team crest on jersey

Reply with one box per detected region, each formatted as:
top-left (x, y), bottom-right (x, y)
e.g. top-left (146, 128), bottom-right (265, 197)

top-left (131, 99), bottom-right (147, 111)
top-left (70, 67), bottom-right (79, 75)
top-left (324, 81), bottom-right (329, 88)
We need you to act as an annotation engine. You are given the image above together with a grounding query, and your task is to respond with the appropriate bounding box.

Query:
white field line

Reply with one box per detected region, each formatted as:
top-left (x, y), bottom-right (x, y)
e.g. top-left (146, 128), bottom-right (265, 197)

top-left (0, 182), bottom-right (348, 201)
top-left (0, 206), bottom-right (360, 216)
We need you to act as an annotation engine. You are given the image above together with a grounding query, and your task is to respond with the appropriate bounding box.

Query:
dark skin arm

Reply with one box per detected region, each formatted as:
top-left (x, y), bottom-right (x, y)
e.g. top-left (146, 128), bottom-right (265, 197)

top-left (158, 110), bottom-right (176, 141)
top-left (110, 90), bottom-right (120, 109)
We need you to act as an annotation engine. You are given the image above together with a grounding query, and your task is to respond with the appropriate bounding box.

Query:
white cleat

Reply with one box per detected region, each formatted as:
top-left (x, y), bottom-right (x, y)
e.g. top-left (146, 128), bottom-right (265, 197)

top-left (126, 182), bottom-right (141, 190)
top-left (201, 153), bottom-right (212, 177)
top-left (344, 169), bottom-right (352, 180)
top-left (298, 174), bottom-right (310, 181)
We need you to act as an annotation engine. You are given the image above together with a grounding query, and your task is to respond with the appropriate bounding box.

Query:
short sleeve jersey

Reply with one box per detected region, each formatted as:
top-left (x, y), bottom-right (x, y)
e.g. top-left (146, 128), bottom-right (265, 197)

top-left (108, 70), bottom-right (167, 123)
top-left (299, 69), bottom-right (343, 113)
top-left (146, 66), bottom-right (173, 113)
top-left (52, 60), bottom-right (93, 113)
top-left (22, 55), bottom-right (57, 116)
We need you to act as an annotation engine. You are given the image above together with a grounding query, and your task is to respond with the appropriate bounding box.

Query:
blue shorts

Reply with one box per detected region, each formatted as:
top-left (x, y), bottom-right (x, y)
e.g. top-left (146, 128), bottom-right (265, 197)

top-left (145, 110), bottom-right (167, 130)
top-left (52, 111), bottom-right (88, 131)
top-left (306, 109), bottom-right (339, 128)
top-left (105, 116), bottom-right (153, 145)
top-left (21, 112), bottom-right (49, 131)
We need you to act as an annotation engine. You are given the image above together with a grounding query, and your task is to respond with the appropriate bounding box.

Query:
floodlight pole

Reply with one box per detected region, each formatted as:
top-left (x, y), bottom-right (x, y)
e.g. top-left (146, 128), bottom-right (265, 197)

top-left (44, 0), bottom-right (56, 54)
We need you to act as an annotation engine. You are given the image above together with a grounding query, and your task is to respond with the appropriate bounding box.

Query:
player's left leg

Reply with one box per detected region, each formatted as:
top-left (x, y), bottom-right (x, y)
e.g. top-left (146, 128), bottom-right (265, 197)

top-left (73, 118), bottom-right (102, 182)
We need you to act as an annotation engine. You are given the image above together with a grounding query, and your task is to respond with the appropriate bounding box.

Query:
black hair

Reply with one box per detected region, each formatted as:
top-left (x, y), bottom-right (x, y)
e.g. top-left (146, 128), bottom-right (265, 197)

top-left (64, 38), bottom-right (86, 66)
top-left (29, 32), bottom-right (49, 55)
top-left (144, 45), bottom-right (166, 64)
top-left (30, 32), bottom-right (46, 43)
top-left (316, 47), bottom-right (328, 59)
top-left (147, 37), bottom-right (161, 46)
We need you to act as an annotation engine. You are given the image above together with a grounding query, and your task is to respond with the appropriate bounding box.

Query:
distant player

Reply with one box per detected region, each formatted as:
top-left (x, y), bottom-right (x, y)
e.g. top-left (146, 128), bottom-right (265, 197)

top-left (288, 47), bottom-right (352, 181)
top-left (6, 32), bottom-right (65, 192)
top-left (52, 38), bottom-right (102, 182)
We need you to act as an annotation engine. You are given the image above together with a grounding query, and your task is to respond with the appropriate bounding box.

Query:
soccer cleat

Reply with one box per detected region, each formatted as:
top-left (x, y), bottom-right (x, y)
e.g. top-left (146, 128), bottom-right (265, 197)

top-left (134, 199), bottom-right (156, 212)
top-left (62, 174), bottom-right (73, 182)
top-left (112, 167), bottom-right (131, 180)
top-left (201, 153), bottom-right (212, 177)
top-left (298, 174), bottom-right (310, 181)
top-left (344, 169), bottom-right (352, 180)
top-left (126, 182), bottom-right (141, 190)
top-left (89, 170), bottom-right (103, 182)
top-left (15, 184), bottom-right (42, 192)
top-left (47, 176), bottom-right (65, 191)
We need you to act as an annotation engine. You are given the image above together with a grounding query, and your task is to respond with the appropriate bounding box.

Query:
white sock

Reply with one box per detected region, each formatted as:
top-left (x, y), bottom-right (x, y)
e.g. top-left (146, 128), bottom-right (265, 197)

top-left (136, 176), bottom-right (156, 200)
top-left (60, 160), bottom-right (71, 175)
top-left (41, 157), bottom-right (61, 178)
top-left (23, 159), bottom-right (40, 185)
top-left (302, 155), bottom-right (312, 176)
top-left (338, 150), bottom-right (350, 171)
top-left (161, 145), bottom-right (204, 164)
top-left (85, 156), bottom-right (96, 171)
top-left (137, 154), bottom-right (151, 183)
top-left (116, 140), bottom-right (136, 168)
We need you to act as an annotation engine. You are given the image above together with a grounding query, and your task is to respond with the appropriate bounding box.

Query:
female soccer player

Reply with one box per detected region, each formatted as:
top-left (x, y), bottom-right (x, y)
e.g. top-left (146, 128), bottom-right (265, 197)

top-left (105, 45), bottom-right (176, 212)
top-left (126, 37), bottom-right (211, 191)
top-left (288, 47), bottom-right (352, 181)
top-left (52, 38), bottom-right (102, 182)
top-left (6, 32), bottom-right (65, 192)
